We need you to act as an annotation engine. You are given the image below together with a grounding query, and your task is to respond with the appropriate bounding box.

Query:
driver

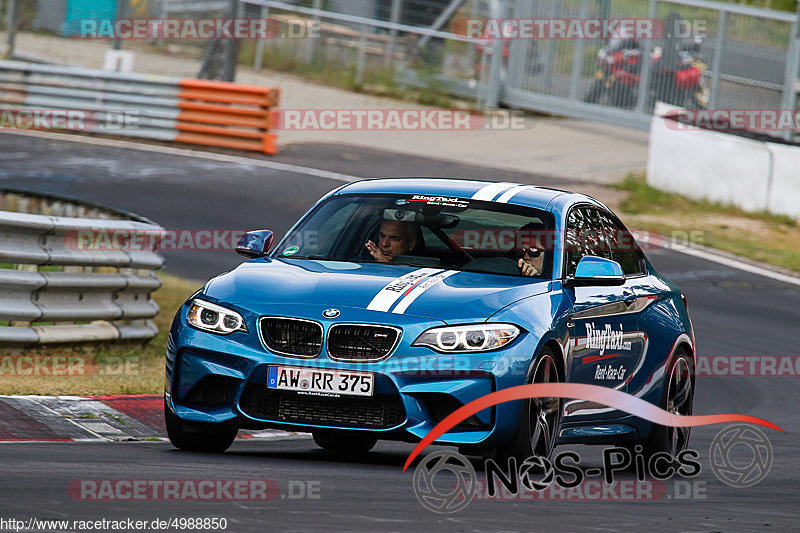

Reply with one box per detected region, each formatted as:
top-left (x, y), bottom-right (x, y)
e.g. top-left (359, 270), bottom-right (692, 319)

top-left (365, 219), bottom-right (419, 263)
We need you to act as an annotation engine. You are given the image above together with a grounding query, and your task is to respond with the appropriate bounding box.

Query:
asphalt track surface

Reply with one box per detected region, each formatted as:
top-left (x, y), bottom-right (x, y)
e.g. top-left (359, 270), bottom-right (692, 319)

top-left (1, 132), bottom-right (799, 532)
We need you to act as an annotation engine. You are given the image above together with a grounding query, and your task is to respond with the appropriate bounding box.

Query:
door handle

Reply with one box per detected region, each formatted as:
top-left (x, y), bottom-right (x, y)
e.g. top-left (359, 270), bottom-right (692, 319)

top-left (623, 290), bottom-right (636, 304)
top-left (566, 316), bottom-right (575, 329)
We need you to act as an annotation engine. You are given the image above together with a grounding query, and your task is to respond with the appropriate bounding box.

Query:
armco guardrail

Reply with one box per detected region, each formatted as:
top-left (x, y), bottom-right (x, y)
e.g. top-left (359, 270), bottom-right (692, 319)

top-left (0, 190), bottom-right (165, 347)
top-left (0, 60), bottom-right (280, 155)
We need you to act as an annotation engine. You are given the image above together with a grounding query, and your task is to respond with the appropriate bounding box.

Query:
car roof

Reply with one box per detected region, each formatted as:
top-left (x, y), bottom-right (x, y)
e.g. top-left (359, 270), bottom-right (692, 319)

top-left (335, 178), bottom-right (602, 212)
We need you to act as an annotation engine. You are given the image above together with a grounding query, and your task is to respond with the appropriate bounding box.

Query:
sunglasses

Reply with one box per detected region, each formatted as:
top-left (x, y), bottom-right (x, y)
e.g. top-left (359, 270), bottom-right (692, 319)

top-left (522, 247), bottom-right (542, 259)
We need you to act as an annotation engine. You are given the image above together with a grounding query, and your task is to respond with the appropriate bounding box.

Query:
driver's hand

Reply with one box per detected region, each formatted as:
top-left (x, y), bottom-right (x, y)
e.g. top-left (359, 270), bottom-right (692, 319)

top-left (366, 241), bottom-right (392, 263)
top-left (518, 258), bottom-right (539, 277)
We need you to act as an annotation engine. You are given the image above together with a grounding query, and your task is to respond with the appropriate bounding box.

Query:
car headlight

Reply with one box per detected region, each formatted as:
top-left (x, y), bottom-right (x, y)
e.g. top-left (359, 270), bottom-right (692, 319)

top-left (412, 324), bottom-right (520, 353)
top-left (186, 299), bottom-right (247, 335)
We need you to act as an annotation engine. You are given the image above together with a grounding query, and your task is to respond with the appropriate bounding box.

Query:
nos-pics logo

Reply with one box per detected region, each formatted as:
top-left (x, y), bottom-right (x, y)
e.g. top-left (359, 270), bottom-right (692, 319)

top-left (412, 425), bottom-right (773, 513)
top-left (413, 450), bottom-right (476, 513)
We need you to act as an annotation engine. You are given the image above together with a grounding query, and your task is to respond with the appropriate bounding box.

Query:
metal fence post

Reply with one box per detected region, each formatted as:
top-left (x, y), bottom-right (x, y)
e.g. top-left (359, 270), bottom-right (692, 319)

top-left (779, 5), bottom-right (800, 141)
top-left (5, 0), bottom-right (18, 58)
top-left (222, 0), bottom-right (242, 81)
top-left (484, 0), bottom-right (507, 108)
top-left (386, 0), bottom-right (402, 65)
top-left (568, 0), bottom-right (591, 100)
top-left (114, 0), bottom-right (129, 51)
top-left (506, 0), bottom-right (534, 91)
top-left (355, 24), bottom-right (367, 86)
top-left (634, 0), bottom-right (657, 114)
top-left (465, 0), bottom-right (480, 77)
top-left (305, 0), bottom-right (321, 63)
top-left (709, 10), bottom-right (727, 110)
top-left (254, 4), bottom-right (269, 70)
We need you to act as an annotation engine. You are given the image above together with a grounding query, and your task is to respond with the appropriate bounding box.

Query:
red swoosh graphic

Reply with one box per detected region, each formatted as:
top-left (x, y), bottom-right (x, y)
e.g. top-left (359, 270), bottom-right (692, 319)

top-left (582, 352), bottom-right (623, 364)
top-left (402, 383), bottom-right (783, 472)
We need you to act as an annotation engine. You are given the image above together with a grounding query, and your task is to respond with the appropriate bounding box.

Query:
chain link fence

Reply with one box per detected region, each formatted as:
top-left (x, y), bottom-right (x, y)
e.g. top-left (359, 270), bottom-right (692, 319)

top-left (5, 0), bottom-right (800, 138)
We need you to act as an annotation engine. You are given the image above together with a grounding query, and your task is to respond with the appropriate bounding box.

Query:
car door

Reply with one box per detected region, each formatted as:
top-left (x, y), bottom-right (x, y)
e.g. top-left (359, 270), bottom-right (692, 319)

top-left (563, 207), bottom-right (645, 416)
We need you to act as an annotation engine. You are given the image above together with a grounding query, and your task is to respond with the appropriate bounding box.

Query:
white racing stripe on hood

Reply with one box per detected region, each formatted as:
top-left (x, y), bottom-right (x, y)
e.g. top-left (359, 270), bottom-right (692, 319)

top-left (471, 182), bottom-right (517, 201)
top-left (365, 268), bottom-right (443, 312)
top-left (392, 270), bottom-right (460, 315)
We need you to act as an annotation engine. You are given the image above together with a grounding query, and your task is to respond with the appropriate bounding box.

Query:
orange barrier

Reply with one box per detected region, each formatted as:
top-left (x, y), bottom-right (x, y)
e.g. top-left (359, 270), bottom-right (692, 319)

top-left (175, 79), bottom-right (279, 155)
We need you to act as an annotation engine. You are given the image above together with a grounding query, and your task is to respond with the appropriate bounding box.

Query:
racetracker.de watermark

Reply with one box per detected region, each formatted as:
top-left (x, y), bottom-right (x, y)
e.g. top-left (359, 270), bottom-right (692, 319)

top-left (0, 356), bottom-right (139, 377)
top-left (67, 479), bottom-right (320, 501)
top-left (695, 355), bottom-right (800, 377)
top-left (65, 229), bottom-right (246, 252)
top-left (0, 109), bottom-right (138, 131)
top-left (271, 109), bottom-right (529, 131)
top-left (72, 18), bottom-right (319, 40)
top-left (665, 109), bottom-right (800, 132)
top-left (65, 228), bottom-right (704, 253)
top-left (453, 17), bottom-right (707, 40)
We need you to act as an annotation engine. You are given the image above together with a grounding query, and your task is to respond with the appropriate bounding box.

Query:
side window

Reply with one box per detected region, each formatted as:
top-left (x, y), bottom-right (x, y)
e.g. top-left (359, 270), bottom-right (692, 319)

top-left (564, 207), bottom-right (613, 277)
top-left (597, 211), bottom-right (647, 276)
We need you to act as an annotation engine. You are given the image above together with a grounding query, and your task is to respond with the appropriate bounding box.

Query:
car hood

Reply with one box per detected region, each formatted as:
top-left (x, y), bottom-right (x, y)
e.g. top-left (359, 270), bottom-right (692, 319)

top-left (203, 258), bottom-right (550, 322)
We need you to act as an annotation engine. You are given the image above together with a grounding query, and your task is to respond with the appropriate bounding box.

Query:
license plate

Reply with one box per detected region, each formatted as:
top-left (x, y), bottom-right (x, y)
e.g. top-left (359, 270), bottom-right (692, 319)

top-left (267, 365), bottom-right (374, 397)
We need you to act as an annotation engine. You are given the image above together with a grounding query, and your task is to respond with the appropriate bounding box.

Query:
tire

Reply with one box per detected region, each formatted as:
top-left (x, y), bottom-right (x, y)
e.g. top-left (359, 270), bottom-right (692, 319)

top-left (584, 79), bottom-right (605, 104)
top-left (497, 347), bottom-right (561, 462)
top-left (164, 399), bottom-right (238, 453)
top-left (313, 430), bottom-right (377, 454)
top-left (634, 352), bottom-right (695, 464)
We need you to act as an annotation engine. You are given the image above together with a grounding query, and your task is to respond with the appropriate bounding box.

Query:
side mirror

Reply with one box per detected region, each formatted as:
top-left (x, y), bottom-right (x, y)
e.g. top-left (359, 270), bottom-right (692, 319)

top-left (236, 230), bottom-right (274, 259)
top-left (566, 256), bottom-right (626, 287)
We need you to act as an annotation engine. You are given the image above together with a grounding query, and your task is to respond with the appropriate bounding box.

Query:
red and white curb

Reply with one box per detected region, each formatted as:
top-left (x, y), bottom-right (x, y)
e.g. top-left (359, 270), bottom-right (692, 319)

top-left (0, 395), bottom-right (308, 443)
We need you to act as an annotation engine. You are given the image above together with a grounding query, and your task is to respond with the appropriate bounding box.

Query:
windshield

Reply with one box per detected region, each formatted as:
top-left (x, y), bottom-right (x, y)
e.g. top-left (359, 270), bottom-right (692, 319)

top-left (273, 193), bottom-right (555, 278)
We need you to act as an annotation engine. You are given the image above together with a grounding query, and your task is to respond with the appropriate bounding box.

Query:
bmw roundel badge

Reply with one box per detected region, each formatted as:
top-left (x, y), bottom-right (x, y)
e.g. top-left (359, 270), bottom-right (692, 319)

top-left (322, 308), bottom-right (340, 319)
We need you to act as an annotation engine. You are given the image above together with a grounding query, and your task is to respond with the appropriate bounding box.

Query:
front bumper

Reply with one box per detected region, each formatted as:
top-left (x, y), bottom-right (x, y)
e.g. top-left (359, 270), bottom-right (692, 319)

top-left (166, 307), bottom-right (536, 446)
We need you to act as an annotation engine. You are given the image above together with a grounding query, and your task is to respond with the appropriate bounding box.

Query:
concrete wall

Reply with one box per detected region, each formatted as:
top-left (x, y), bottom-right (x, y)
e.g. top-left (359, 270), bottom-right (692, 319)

top-left (647, 102), bottom-right (800, 219)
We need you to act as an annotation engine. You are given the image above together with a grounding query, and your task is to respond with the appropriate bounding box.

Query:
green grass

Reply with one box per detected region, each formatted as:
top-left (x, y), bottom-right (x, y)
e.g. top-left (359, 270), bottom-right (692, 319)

top-left (614, 173), bottom-right (800, 272)
top-left (615, 173), bottom-right (796, 226)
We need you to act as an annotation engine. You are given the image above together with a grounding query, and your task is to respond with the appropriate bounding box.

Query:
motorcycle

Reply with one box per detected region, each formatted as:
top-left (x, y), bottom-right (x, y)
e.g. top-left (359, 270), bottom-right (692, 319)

top-left (584, 37), bottom-right (709, 110)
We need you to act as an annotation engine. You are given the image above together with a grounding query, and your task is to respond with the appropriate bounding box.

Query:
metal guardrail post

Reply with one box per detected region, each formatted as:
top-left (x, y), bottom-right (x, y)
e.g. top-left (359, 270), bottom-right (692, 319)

top-left (634, 0), bottom-right (657, 114)
top-left (709, 10), bottom-right (727, 110)
top-left (779, 5), bottom-right (800, 141)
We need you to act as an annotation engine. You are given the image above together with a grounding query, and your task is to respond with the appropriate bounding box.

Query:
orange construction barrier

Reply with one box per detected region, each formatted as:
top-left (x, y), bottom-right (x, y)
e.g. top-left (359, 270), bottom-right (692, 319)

top-left (175, 79), bottom-right (279, 155)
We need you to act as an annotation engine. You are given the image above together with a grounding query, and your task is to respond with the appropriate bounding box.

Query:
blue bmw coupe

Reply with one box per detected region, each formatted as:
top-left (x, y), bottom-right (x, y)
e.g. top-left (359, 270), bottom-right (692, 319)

top-left (165, 178), bottom-right (695, 461)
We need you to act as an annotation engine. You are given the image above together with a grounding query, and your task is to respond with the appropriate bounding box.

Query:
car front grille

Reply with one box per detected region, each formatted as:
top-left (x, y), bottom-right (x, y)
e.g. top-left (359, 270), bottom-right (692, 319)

top-left (260, 318), bottom-right (323, 357)
top-left (327, 324), bottom-right (400, 361)
top-left (239, 386), bottom-right (406, 429)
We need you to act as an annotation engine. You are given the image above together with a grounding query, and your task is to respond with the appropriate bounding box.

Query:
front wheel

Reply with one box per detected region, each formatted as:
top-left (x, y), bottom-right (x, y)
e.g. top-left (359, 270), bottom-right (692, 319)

top-left (164, 399), bottom-right (238, 453)
top-left (497, 348), bottom-right (561, 462)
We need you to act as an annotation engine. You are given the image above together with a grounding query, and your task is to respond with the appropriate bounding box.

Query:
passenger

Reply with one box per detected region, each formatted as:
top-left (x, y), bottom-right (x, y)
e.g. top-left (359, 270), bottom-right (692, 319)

top-left (517, 222), bottom-right (546, 277)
